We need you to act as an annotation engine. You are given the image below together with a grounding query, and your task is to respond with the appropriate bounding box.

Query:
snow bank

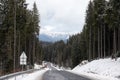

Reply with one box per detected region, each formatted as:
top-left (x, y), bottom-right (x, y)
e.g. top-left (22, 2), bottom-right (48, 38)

top-left (22, 68), bottom-right (48, 80)
top-left (8, 68), bottom-right (48, 80)
top-left (72, 58), bottom-right (120, 80)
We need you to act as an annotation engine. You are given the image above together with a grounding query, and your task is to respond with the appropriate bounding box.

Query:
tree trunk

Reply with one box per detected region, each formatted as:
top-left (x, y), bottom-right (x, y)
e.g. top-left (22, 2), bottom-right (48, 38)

top-left (114, 27), bottom-right (117, 60)
top-left (108, 30), bottom-right (111, 56)
top-left (25, 29), bottom-right (26, 53)
top-left (13, 0), bottom-right (17, 72)
top-left (18, 31), bottom-right (21, 68)
top-left (93, 27), bottom-right (95, 59)
top-left (29, 39), bottom-right (32, 65)
top-left (10, 36), bottom-right (12, 59)
top-left (7, 32), bottom-right (12, 60)
top-left (118, 27), bottom-right (120, 51)
top-left (101, 26), bottom-right (103, 58)
top-left (89, 26), bottom-right (92, 61)
top-left (104, 25), bottom-right (106, 58)
top-left (36, 40), bottom-right (38, 62)
top-left (98, 27), bottom-right (100, 58)
top-left (33, 34), bottom-right (36, 64)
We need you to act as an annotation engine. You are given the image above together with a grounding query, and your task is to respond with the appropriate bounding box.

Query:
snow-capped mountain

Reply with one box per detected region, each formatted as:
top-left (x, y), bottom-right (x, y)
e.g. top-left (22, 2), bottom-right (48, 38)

top-left (39, 32), bottom-right (71, 42)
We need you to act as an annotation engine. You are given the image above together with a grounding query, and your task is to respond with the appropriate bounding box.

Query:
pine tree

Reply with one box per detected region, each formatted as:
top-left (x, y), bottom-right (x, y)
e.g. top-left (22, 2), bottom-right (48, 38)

top-left (85, 1), bottom-right (94, 60)
top-left (32, 2), bottom-right (40, 64)
top-left (109, 0), bottom-right (120, 60)
top-left (93, 0), bottom-right (106, 58)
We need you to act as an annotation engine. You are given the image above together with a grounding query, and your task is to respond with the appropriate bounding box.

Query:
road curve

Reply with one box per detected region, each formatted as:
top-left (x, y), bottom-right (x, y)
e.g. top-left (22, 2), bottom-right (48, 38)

top-left (43, 70), bottom-right (91, 80)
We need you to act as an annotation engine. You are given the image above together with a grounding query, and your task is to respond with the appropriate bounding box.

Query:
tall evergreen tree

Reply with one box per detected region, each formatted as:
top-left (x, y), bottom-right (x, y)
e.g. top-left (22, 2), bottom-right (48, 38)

top-left (85, 1), bottom-right (94, 60)
top-left (32, 2), bottom-right (40, 64)
top-left (93, 0), bottom-right (106, 58)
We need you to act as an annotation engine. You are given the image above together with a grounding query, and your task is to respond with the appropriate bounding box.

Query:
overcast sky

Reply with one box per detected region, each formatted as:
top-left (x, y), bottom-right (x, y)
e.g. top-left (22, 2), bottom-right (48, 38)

top-left (26, 0), bottom-right (90, 34)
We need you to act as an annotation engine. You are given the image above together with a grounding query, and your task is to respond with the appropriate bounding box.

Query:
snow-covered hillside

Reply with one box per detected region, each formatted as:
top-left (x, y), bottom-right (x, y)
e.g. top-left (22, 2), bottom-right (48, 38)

top-left (72, 58), bottom-right (120, 80)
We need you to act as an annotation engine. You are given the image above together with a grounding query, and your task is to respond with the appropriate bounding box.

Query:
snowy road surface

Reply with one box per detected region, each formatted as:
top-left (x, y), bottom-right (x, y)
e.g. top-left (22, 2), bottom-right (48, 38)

top-left (43, 70), bottom-right (92, 80)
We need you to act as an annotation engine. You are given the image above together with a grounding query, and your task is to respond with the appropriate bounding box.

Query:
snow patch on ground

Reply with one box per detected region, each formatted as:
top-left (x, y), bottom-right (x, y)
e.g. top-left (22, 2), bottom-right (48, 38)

top-left (72, 58), bottom-right (120, 80)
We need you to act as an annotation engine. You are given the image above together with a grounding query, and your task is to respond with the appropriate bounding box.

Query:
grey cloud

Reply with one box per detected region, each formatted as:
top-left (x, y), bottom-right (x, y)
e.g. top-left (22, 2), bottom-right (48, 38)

top-left (26, 0), bottom-right (90, 34)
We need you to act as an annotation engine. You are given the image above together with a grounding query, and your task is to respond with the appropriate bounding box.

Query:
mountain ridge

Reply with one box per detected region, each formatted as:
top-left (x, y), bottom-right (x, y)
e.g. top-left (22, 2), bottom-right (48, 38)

top-left (39, 32), bottom-right (71, 42)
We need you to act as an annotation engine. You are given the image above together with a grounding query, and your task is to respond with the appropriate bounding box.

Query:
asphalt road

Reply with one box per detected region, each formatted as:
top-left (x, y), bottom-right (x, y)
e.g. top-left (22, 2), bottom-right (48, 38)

top-left (43, 70), bottom-right (92, 80)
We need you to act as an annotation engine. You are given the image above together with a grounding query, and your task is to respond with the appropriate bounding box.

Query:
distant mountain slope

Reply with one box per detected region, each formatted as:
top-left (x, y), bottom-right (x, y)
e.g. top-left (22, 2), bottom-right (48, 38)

top-left (39, 32), bottom-right (70, 42)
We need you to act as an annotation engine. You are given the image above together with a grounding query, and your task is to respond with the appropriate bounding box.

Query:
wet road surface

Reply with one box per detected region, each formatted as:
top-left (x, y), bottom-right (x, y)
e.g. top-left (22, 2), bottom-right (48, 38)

top-left (43, 70), bottom-right (92, 80)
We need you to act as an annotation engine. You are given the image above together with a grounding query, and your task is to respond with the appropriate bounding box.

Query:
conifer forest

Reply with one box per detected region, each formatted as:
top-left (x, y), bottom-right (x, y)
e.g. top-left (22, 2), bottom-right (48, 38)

top-left (0, 0), bottom-right (120, 76)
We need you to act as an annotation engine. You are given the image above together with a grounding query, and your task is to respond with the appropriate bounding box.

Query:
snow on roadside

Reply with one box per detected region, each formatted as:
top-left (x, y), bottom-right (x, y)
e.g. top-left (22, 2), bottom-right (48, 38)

top-left (69, 71), bottom-right (119, 80)
top-left (22, 68), bottom-right (48, 80)
top-left (8, 68), bottom-right (49, 80)
top-left (72, 58), bottom-right (120, 80)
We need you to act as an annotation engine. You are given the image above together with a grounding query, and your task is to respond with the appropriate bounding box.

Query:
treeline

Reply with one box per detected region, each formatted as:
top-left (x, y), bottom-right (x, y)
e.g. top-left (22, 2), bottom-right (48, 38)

top-left (0, 0), bottom-right (41, 74)
top-left (42, 34), bottom-right (87, 68)
top-left (42, 0), bottom-right (120, 68)
top-left (84, 0), bottom-right (120, 60)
